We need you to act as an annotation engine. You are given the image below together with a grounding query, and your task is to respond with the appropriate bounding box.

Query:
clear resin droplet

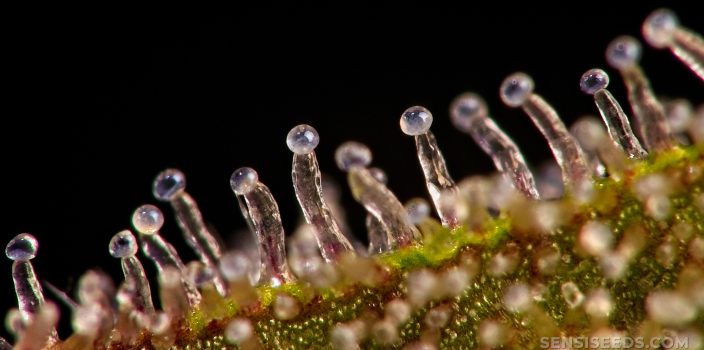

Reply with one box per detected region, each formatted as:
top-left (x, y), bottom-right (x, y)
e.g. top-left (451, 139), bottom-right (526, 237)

top-left (607, 37), bottom-right (673, 152)
top-left (6, 233), bottom-right (38, 261)
top-left (579, 68), bottom-right (610, 95)
top-left (606, 36), bottom-right (641, 70)
top-left (400, 106), bottom-right (433, 136)
top-left (156, 169), bottom-right (227, 296)
top-left (232, 172), bottom-right (295, 286)
top-left (132, 204), bottom-right (164, 235)
top-left (501, 75), bottom-right (591, 192)
top-left (230, 167), bottom-right (259, 195)
top-left (287, 124), bottom-right (320, 155)
top-left (643, 9), bottom-right (678, 48)
top-left (451, 93), bottom-right (540, 199)
top-left (499, 72), bottom-right (534, 107)
top-left (153, 168), bottom-right (186, 201)
top-left (400, 106), bottom-right (458, 226)
top-left (109, 230), bottom-right (138, 258)
top-left (335, 141), bottom-right (372, 171)
top-left (291, 150), bottom-right (354, 261)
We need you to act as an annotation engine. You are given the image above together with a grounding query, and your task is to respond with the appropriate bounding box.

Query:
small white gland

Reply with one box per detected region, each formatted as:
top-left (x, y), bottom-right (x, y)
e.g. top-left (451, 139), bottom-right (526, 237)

top-left (479, 320), bottom-right (508, 348)
top-left (672, 221), bottom-right (694, 242)
top-left (405, 198), bottom-right (431, 225)
top-left (571, 116), bottom-right (607, 152)
top-left (689, 237), bottom-right (704, 263)
top-left (424, 305), bottom-right (451, 329)
top-left (219, 251), bottom-right (252, 283)
top-left (440, 266), bottom-right (469, 297)
top-left (5, 308), bottom-right (24, 335)
top-left (330, 323), bottom-right (360, 350)
top-left (535, 245), bottom-right (560, 275)
top-left (655, 240), bottom-right (677, 268)
top-left (76, 304), bottom-right (111, 338)
top-left (578, 220), bottom-right (613, 256)
top-left (503, 283), bottom-right (532, 313)
top-left (599, 252), bottom-right (628, 280)
top-left (274, 293), bottom-right (300, 320)
top-left (385, 299), bottom-right (411, 324)
top-left (146, 312), bottom-right (171, 335)
top-left (646, 291), bottom-right (696, 326)
top-left (666, 99), bottom-right (694, 133)
top-left (225, 318), bottom-right (253, 345)
top-left (633, 173), bottom-right (671, 200)
top-left (371, 319), bottom-right (398, 345)
top-left (406, 269), bottom-right (439, 307)
top-left (561, 281), bottom-right (585, 308)
top-left (583, 288), bottom-right (613, 318)
top-left (488, 248), bottom-right (519, 276)
top-left (645, 194), bottom-right (671, 220)
top-left (535, 202), bottom-right (562, 234)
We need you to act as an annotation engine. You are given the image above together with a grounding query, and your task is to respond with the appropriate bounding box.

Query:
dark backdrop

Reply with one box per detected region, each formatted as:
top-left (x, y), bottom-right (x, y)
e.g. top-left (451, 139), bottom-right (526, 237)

top-left (2, 2), bottom-right (702, 339)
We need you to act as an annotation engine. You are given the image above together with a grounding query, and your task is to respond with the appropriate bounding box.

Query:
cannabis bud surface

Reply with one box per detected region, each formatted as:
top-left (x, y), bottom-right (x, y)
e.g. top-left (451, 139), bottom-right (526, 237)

top-left (3, 8), bottom-right (704, 350)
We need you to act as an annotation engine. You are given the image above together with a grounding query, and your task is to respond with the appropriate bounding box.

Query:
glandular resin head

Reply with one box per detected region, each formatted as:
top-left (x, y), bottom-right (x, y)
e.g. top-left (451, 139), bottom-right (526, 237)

top-left (286, 124), bottom-right (320, 154)
top-left (152, 168), bottom-right (187, 201)
top-left (3, 8), bottom-right (704, 350)
top-left (230, 167), bottom-right (259, 195)
top-left (335, 141), bottom-right (372, 171)
top-left (5, 233), bottom-right (38, 262)
top-left (131, 204), bottom-right (164, 235)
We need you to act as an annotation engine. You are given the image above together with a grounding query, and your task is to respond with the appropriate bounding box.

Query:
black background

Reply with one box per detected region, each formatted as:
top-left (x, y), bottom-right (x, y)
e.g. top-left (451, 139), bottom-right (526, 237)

top-left (2, 2), bottom-right (703, 339)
